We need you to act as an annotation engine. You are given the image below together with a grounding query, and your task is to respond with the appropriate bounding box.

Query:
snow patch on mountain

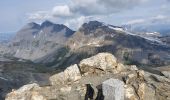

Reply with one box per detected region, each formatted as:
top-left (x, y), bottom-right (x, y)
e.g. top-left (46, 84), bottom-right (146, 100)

top-left (106, 24), bottom-right (165, 45)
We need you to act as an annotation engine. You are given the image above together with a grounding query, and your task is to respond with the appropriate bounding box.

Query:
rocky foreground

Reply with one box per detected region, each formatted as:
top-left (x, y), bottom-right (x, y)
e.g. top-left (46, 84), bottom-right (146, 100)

top-left (5, 53), bottom-right (170, 100)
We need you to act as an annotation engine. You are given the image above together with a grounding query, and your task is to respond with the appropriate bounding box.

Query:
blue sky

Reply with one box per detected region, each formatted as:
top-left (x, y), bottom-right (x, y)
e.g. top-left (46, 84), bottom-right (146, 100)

top-left (0, 0), bottom-right (170, 32)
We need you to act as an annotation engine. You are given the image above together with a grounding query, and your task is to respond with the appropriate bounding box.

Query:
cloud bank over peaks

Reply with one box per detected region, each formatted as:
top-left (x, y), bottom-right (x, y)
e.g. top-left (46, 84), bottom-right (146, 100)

top-left (124, 15), bottom-right (170, 25)
top-left (27, 0), bottom-right (162, 29)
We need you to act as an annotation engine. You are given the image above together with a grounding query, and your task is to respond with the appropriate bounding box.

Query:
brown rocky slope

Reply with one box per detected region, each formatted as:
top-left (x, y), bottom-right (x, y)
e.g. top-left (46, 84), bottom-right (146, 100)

top-left (5, 53), bottom-right (170, 100)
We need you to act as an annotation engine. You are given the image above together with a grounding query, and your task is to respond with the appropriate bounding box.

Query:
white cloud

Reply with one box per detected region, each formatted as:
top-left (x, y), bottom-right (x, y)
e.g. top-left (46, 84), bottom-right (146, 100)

top-left (27, 0), bottom-right (164, 29)
top-left (52, 5), bottom-right (72, 17)
top-left (64, 16), bottom-right (100, 29)
top-left (27, 11), bottom-right (52, 20)
top-left (28, 5), bottom-right (73, 21)
top-left (64, 16), bottom-right (87, 28)
top-left (124, 15), bottom-right (170, 25)
top-left (152, 15), bottom-right (167, 20)
top-left (28, 0), bottom-right (149, 20)
top-left (70, 0), bottom-right (150, 15)
top-left (125, 19), bottom-right (145, 25)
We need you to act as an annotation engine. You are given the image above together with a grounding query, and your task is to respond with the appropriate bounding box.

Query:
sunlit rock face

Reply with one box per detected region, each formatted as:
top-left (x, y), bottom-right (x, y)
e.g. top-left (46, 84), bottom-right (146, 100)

top-left (3, 20), bottom-right (75, 61)
top-left (5, 53), bottom-right (170, 100)
top-left (79, 53), bottom-right (119, 74)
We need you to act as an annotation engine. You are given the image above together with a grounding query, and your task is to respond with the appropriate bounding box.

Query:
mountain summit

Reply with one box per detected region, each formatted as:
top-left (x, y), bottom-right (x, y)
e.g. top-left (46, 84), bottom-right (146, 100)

top-left (9, 21), bottom-right (75, 60)
top-left (1, 21), bottom-right (170, 67)
top-left (68, 21), bottom-right (170, 66)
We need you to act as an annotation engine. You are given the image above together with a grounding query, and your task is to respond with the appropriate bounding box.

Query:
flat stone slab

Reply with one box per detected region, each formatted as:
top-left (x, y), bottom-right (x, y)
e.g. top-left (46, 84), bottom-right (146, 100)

top-left (102, 78), bottom-right (124, 100)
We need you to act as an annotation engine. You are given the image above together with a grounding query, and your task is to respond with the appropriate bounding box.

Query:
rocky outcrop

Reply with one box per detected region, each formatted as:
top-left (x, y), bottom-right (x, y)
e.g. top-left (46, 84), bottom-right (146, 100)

top-left (79, 53), bottom-right (124, 74)
top-left (5, 83), bottom-right (46, 100)
top-left (5, 53), bottom-right (170, 100)
top-left (161, 71), bottom-right (170, 79)
top-left (50, 64), bottom-right (81, 85)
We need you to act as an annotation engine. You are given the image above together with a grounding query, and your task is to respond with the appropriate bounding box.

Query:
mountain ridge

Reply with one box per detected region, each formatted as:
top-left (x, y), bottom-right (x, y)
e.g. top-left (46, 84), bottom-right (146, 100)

top-left (4, 20), bottom-right (75, 60)
top-left (1, 20), bottom-right (170, 67)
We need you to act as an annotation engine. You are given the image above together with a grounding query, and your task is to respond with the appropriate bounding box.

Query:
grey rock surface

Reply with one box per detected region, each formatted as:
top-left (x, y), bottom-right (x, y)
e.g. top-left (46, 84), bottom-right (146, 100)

top-left (162, 71), bottom-right (170, 79)
top-left (4, 53), bottom-right (170, 100)
top-left (102, 78), bottom-right (124, 100)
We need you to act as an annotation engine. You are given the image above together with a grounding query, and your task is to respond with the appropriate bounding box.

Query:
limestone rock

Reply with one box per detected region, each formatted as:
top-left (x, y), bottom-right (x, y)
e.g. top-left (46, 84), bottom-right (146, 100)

top-left (75, 84), bottom-right (87, 97)
top-left (162, 71), bottom-right (170, 79)
top-left (50, 64), bottom-right (81, 85)
top-left (128, 65), bottom-right (138, 71)
top-left (137, 70), bottom-right (145, 80)
top-left (50, 72), bottom-right (65, 85)
top-left (123, 73), bottom-right (137, 84)
top-left (144, 72), bottom-right (170, 99)
top-left (6, 83), bottom-right (46, 100)
top-left (116, 63), bottom-right (125, 72)
top-left (143, 85), bottom-right (156, 100)
top-left (102, 78), bottom-right (124, 100)
top-left (5, 53), bottom-right (170, 100)
top-left (124, 85), bottom-right (138, 100)
top-left (137, 82), bottom-right (145, 100)
top-left (79, 53), bottom-right (120, 74)
top-left (64, 64), bottom-right (81, 81)
top-left (60, 86), bottom-right (72, 93)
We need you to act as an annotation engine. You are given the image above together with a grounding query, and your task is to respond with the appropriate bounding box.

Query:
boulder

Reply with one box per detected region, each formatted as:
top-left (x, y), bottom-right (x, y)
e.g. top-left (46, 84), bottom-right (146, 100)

top-left (127, 65), bottom-right (138, 71)
top-left (50, 64), bottom-right (81, 85)
top-left (162, 71), bottom-right (170, 79)
top-left (5, 83), bottom-right (46, 100)
top-left (123, 73), bottom-right (137, 84)
top-left (6, 53), bottom-right (170, 100)
top-left (64, 64), bottom-right (82, 81)
top-left (79, 53), bottom-right (122, 74)
top-left (102, 78), bottom-right (124, 100)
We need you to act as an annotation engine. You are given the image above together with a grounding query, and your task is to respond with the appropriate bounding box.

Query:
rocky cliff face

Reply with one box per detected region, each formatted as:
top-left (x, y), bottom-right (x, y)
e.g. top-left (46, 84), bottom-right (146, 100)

top-left (67, 21), bottom-right (170, 66)
top-left (1, 21), bottom-right (170, 67)
top-left (4, 21), bottom-right (75, 61)
top-left (30, 21), bottom-right (170, 70)
top-left (5, 53), bottom-right (170, 100)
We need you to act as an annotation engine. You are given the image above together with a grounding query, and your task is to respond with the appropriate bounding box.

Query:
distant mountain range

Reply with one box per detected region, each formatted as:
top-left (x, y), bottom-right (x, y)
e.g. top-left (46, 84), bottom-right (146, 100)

top-left (123, 20), bottom-right (170, 36)
top-left (0, 20), bottom-right (170, 68)
top-left (1, 20), bottom-right (170, 99)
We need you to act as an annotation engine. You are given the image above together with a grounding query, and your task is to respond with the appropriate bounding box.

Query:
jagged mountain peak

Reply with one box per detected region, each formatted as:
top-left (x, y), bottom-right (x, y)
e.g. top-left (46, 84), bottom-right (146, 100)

top-left (22, 22), bottom-right (40, 30)
top-left (41, 20), bottom-right (54, 28)
top-left (78, 20), bottom-right (125, 35)
top-left (16, 20), bottom-right (74, 37)
top-left (80, 21), bottom-right (103, 30)
top-left (40, 20), bottom-right (74, 36)
top-left (41, 20), bottom-right (66, 28)
top-left (28, 22), bottom-right (39, 26)
top-left (83, 21), bottom-right (103, 27)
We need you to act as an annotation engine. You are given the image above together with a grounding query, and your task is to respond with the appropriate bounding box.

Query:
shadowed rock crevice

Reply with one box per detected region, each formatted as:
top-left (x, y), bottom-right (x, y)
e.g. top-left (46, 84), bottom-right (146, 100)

top-left (85, 84), bottom-right (95, 100)
top-left (95, 85), bottom-right (104, 100)
top-left (84, 84), bottom-right (105, 100)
